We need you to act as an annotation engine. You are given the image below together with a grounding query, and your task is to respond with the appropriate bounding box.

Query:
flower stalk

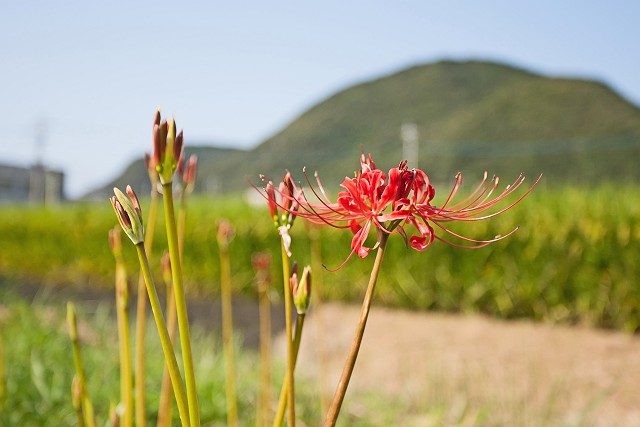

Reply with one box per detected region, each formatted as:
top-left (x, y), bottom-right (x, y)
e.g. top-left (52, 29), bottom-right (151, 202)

top-left (253, 253), bottom-right (273, 427)
top-left (274, 263), bottom-right (311, 426)
top-left (323, 231), bottom-right (388, 427)
top-left (134, 152), bottom-right (162, 427)
top-left (280, 238), bottom-right (296, 427)
top-left (67, 303), bottom-right (97, 427)
top-left (109, 227), bottom-right (133, 427)
top-left (157, 252), bottom-right (179, 427)
top-left (162, 181), bottom-right (200, 427)
top-left (153, 113), bottom-right (200, 426)
top-left (217, 220), bottom-right (238, 427)
top-left (135, 242), bottom-right (190, 427)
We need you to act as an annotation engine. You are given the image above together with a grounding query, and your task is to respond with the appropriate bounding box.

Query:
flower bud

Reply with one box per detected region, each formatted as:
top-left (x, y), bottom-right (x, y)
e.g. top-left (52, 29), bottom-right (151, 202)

top-left (153, 111), bottom-right (183, 184)
top-left (216, 219), bottom-right (235, 251)
top-left (265, 180), bottom-right (278, 226)
top-left (67, 302), bottom-right (78, 342)
top-left (179, 154), bottom-right (198, 194)
top-left (144, 152), bottom-right (159, 191)
top-left (108, 226), bottom-right (122, 257)
top-left (290, 264), bottom-right (311, 314)
top-left (71, 375), bottom-right (82, 410)
top-left (111, 187), bottom-right (145, 245)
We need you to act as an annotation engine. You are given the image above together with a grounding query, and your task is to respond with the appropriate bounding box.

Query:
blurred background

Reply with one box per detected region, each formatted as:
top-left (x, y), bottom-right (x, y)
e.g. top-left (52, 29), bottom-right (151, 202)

top-left (2, 2), bottom-right (640, 426)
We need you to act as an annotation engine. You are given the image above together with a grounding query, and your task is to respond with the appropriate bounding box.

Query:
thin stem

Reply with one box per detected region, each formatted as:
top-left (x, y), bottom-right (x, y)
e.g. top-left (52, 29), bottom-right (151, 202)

top-left (158, 191), bottom-right (187, 427)
top-left (135, 190), bottom-right (159, 427)
top-left (68, 304), bottom-right (97, 427)
top-left (272, 314), bottom-right (305, 427)
top-left (220, 241), bottom-right (239, 426)
top-left (115, 261), bottom-right (133, 427)
top-left (135, 243), bottom-right (190, 427)
top-left (156, 280), bottom-right (177, 427)
top-left (162, 182), bottom-right (200, 427)
top-left (323, 232), bottom-right (389, 427)
top-left (257, 275), bottom-right (272, 427)
top-left (280, 238), bottom-right (296, 427)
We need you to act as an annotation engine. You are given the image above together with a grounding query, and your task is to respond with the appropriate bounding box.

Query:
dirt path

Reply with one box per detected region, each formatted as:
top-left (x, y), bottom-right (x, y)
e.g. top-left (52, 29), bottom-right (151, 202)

top-left (276, 303), bottom-right (640, 426)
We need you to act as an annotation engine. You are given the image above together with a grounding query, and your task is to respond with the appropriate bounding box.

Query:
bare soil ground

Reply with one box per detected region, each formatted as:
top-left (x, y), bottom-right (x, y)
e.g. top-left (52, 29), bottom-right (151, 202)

top-left (276, 303), bottom-right (640, 427)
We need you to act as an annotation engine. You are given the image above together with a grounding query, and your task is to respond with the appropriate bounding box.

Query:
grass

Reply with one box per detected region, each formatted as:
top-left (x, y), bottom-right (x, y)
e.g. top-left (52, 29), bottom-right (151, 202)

top-left (1, 290), bottom-right (612, 426)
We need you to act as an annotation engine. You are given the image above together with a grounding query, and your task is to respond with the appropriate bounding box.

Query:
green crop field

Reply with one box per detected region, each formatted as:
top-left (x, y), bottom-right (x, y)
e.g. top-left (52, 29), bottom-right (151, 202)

top-left (1, 184), bottom-right (639, 332)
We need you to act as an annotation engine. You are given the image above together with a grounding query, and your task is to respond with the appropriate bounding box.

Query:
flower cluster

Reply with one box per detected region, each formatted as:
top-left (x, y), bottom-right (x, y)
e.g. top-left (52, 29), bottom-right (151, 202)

top-left (261, 172), bottom-right (300, 256)
top-left (261, 153), bottom-right (540, 267)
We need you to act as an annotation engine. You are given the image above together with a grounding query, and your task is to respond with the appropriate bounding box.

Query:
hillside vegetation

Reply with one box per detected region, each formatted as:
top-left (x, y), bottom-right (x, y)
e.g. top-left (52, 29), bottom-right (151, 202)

top-left (88, 60), bottom-right (640, 198)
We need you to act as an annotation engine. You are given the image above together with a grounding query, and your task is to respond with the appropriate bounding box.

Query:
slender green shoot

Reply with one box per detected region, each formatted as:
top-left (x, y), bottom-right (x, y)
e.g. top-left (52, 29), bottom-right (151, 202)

top-left (134, 188), bottom-right (159, 427)
top-left (135, 243), bottom-right (190, 427)
top-left (280, 239), bottom-right (296, 427)
top-left (218, 221), bottom-right (238, 426)
top-left (162, 182), bottom-right (200, 427)
top-left (273, 313), bottom-right (305, 427)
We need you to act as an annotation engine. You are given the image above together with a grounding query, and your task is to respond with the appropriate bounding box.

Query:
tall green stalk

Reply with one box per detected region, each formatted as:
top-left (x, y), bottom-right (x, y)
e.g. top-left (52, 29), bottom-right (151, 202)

top-left (158, 191), bottom-right (188, 427)
top-left (156, 273), bottom-right (178, 427)
top-left (323, 232), bottom-right (389, 427)
top-left (135, 243), bottom-right (190, 427)
top-left (114, 257), bottom-right (133, 427)
top-left (219, 227), bottom-right (238, 426)
top-left (135, 189), bottom-right (159, 427)
top-left (162, 182), bottom-right (200, 427)
top-left (256, 261), bottom-right (272, 427)
top-left (67, 303), bottom-right (97, 427)
top-left (272, 313), bottom-right (305, 427)
top-left (280, 239), bottom-right (295, 427)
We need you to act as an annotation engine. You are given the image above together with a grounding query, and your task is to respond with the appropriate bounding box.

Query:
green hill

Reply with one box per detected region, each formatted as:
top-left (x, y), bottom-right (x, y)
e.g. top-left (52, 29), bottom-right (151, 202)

top-left (89, 60), bottom-right (640, 198)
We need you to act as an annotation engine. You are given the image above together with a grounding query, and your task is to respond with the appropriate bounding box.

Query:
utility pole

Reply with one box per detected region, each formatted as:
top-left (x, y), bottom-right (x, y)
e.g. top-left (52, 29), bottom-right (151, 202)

top-left (401, 122), bottom-right (419, 168)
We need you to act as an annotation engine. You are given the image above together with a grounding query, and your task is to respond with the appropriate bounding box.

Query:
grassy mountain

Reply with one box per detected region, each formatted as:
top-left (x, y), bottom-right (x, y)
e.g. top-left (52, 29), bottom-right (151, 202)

top-left (88, 60), bottom-right (640, 198)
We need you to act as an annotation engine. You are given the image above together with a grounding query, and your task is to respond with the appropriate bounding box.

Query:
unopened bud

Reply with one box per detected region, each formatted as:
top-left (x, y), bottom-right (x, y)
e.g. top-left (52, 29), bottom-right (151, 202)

top-left (67, 302), bottom-right (78, 342)
top-left (108, 226), bottom-right (122, 256)
top-left (154, 113), bottom-right (183, 184)
top-left (71, 375), bottom-right (82, 410)
top-left (109, 402), bottom-right (121, 427)
top-left (111, 187), bottom-right (145, 245)
top-left (216, 219), bottom-right (235, 250)
top-left (265, 180), bottom-right (278, 226)
top-left (290, 264), bottom-right (311, 314)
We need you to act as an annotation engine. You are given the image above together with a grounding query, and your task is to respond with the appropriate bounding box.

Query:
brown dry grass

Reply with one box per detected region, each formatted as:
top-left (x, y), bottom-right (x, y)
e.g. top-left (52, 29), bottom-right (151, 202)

top-left (276, 303), bottom-right (640, 426)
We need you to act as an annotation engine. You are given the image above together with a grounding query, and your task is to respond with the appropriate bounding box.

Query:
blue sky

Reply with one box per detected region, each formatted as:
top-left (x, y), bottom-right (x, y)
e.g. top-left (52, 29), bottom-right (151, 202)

top-left (2, 1), bottom-right (639, 197)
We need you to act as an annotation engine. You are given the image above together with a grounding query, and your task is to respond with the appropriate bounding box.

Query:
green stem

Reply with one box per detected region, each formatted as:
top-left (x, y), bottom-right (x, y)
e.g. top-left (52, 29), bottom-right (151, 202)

top-left (115, 261), bottom-right (133, 427)
top-left (162, 182), bottom-right (200, 427)
top-left (220, 243), bottom-right (238, 426)
top-left (135, 190), bottom-right (159, 427)
top-left (158, 191), bottom-right (187, 427)
top-left (135, 243), bottom-right (190, 427)
top-left (272, 314), bottom-right (305, 427)
top-left (68, 304), bottom-right (96, 427)
top-left (257, 275), bottom-right (272, 427)
top-left (156, 282), bottom-right (177, 427)
top-left (280, 238), bottom-right (295, 427)
top-left (322, 232), bottom-right (389, 427)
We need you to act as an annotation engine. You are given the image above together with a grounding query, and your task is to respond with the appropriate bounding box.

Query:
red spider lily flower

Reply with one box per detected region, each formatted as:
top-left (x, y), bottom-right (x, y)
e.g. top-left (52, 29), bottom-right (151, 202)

top-left (293, 156), bottom-right (410, 265)
top-left (288, 152), bottom-right (539, 269)
top-left (408, 171), bottom-right (541, 249)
